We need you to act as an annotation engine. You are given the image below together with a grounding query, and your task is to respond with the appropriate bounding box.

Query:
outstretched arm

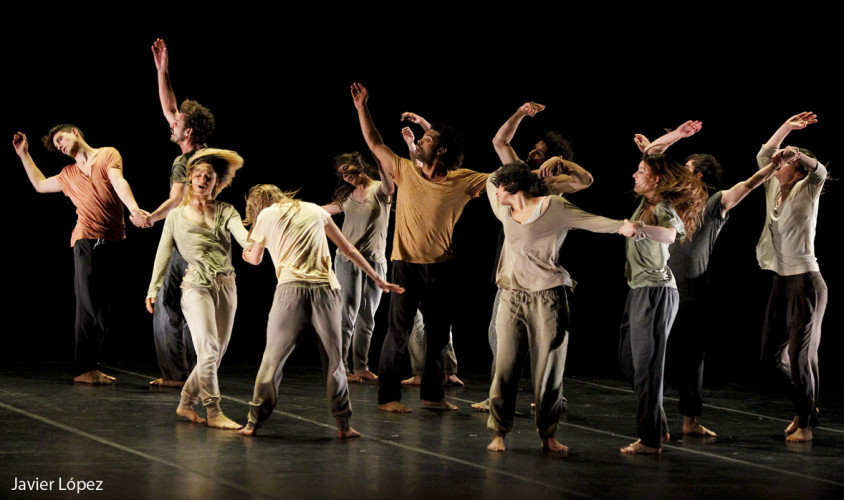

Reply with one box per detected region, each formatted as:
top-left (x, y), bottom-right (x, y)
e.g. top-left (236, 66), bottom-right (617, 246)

top-left (537, 157), bottom-right (594, 194)
top-left (763, 111), bottom-right (817, 150)
top-left (152, 38), bottom-right (179, 124)
top-left (12, 132), bottom-right (62, 193)
top-left (351, 82), bottom-right (396, 179)
top-left (139, 183), bottom-right (187, 227)
top-left (639, 120), bottom-right (702, 155)
top-left (492, 102), bottom-right (544, 165)
top-left (107, 166), bottom-right (143, 218)
top-left (720, 161), bottom-right (777, 215)
top-left (321, 203), bottom-right (343, 216)
top-left (324, 217), bottom-right (404, 294)
top-left (631, 223), bottom-right (677, 244)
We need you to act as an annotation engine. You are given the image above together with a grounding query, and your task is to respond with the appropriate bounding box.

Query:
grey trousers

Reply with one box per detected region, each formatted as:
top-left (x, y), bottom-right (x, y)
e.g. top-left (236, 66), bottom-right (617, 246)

top-left (335, 255), bottom-right (386, 373)
top-left (152, 247), bottom-right (196, 381)
top-left (488, 287), bottom-right (570, 439)
top-left (761, 272), bottom-right (827, 428)
top-left (247, 283), bottom-right (351, 430)
top-left (619, 286), bottom-right (678, 449)
top-left (408, 310), bottom-right (458, 376)
top-left (179, 276), bottom-right (237, 418)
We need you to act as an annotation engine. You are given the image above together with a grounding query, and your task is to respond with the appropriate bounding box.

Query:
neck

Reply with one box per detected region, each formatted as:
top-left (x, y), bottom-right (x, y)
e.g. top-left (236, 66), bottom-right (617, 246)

top-left (192, 195), bottom-right (215, 207)
top-left (180, 140), bottom-right (203, 154)
top-left (509, 192), bottom-right (539, 213)
top-left (421, 160), bottom-right (447, 179)
top-left (72, 142), bottom-right (96, 163)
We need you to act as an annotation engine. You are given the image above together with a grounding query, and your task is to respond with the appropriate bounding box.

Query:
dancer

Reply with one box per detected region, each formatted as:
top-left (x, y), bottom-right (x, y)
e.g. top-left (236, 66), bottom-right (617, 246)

top-left (351, 82), bottom-right (488, 412)
top-left (238, 185), bottom-right (404, 438)
top-left (635, 121), bottom-right (778, 437)
top-left (756, 112), bottom-right (827, 443)
top-left (138, 38), bottom-right (218, 387)
top-left (146, 149), bottom-right (246, 430)
top-left (13, 126), bottom-right (146, 384)
top-left (619, 144), bottom-right (707, 454)
top-left (484, 163), bottom-right (638, 453)
top-left (474, 101), bottom-right (594, 412)
top-left (323, 152), bottom-right (393, 383)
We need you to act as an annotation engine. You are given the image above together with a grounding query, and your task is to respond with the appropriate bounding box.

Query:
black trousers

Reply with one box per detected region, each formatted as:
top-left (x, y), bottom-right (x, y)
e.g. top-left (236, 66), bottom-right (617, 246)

top-left (72, 239), bottom-right (121, 375)
top-left (671, 298), bottom-right (708, 418)
top-left (152, 247), bottom-right (196, 381)
top-left (378, 261), bottom-right (455, 404)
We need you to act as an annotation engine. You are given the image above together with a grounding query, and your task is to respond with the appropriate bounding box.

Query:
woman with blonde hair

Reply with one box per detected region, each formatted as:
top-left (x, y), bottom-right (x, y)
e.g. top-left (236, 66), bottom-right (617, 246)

top-left (146, 148), bottom-right (248, 430)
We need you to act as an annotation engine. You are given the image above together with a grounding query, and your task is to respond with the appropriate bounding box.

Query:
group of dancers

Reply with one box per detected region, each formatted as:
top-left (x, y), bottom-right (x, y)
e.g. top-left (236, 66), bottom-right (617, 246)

top-left (12, 38), bottom-right (827, 453)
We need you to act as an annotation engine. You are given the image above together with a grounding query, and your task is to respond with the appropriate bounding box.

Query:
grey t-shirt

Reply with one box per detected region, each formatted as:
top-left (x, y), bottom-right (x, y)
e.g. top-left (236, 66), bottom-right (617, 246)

top-left (169, 150), bottom-right (199, 188)
top-left (338, 181), bottom-right (391, 264)
top-left (668, 191), bottom-right (727, 303)
top-left (625, 199), bottom-right (686, 289)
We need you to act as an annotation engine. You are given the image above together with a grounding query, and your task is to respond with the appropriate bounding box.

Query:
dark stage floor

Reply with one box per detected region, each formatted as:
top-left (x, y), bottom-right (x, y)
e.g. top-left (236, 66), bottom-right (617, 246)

top-left (1, 362), bottom-right (843, 500)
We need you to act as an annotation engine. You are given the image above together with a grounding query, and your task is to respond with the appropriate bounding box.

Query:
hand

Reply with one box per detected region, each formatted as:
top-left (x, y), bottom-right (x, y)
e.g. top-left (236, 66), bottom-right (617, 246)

top-left (674, 120), bottom-right (702, 138)
top-left (401, 127), bottom-right (416, 147)
top-left (350, 82), bottom-right (368, 109)
top-left (784, 111), bottom-right (818, 131)
top-left (130, 209), bottom-right (153, 228)
top-left (633, 134), bottom-right (651, 153)
top-left (518, 102), bottom-right (545, 117)
top-left (151, 38), bottom-right (169, 73)
top-left (538, 156), bottom-right (568, 178)
top-left (619, 219), bottom-right (638, 238)
top-left (772, 146), bottom-right (802, 167)
top-left (145, 297), bottom-right (155, 314)
top-left (376, 278), bottom-right (405, 294)
top-left (12, 132), bottom-right (29, 157)
top-left (401, 112), bottom-right (424, 125)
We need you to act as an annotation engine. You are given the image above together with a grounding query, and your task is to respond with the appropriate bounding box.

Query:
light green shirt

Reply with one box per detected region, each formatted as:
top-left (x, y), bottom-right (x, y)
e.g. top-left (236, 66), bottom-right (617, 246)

top-left (625, 199), bottom-right (685, 289)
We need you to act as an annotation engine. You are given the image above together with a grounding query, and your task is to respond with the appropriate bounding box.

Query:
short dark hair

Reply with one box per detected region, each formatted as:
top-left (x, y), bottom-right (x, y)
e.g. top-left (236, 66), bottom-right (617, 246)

top-left (540, 131), bottom-right (574, 161)
top-left (430, 121), bottom-right (465, 169)
top-left (491, 162), bottom-right (550, 197)
top-left (42, 124), bottom-right (84, 151)
top-left (180, 99), bottom-right (216, 146)
top-left (685, 153), bottom-right (723, 183)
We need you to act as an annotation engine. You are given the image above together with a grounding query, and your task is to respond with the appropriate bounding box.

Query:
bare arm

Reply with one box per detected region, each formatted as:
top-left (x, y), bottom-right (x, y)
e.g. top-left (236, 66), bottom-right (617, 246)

top-left (144, 182), bottom-right (187, 226)
top-left (12, 132), bottom-right (63, 193)
top-left (351, 82), bottom-right (396, 179)
top-left (639, 120), bottom-right (702, 155)
top-left (152, 38), bottom-right (178, 124)
top-left (537, 157), bottom-right (594, 194)
top-left (146, 214), bottom-right (176, 311)
top-left (242, 238), bottom-right (265, 266)
top-left (321, 203), bottom-right (343, 216)
top-left (720, 162), bottom-right (777, 215)
top-left (107, 166), bottom-right (142, 216)
top-left (632, 224), bottom-right (677, 244)
top-left (763, 112), bottom-right (817, 150)
top-left (492, 102), bottom-right (544, 164)
top-left (401, 127), bottom-right (423, 168)
top-left (401, 111), bottom-right (432, 131)
top-left (324, 217), bottom-right (404, 294)
top-left (373, 156), bottom-right (395, 197)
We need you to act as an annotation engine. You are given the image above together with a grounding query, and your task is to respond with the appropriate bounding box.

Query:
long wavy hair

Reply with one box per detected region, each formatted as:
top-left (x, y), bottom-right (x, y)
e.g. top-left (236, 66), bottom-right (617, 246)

top-left (330, 152), bottom-right (378, 206)
top-left (181, 148), bottom-right (244, 206)
top-left (641, 154), bottom-right (707, 239)
top-left (243, 184), bottom-right (301, 236)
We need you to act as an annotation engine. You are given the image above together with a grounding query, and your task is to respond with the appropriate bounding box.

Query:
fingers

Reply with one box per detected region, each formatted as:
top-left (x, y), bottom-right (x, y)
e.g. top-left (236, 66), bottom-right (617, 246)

top-left (145, 297), bottom-right (155, 314)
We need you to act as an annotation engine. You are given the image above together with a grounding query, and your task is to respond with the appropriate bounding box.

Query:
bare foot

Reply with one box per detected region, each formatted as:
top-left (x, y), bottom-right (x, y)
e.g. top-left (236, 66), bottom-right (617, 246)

top-left (206, 413), bottom-right (243, 430)
top-left (176, 406), bottom-right (206, 424)
top-left (620, 439), bottom-right (662, 454)
top-left (541, 437), bottom-right (569, 453)
top-left (444, 374), bottom-right (465, 387)
top-left (471, 400), bottom-right (490, 413)
top-left (487, 435), bottom-right (506, 452)
top-left (346, 372), bottom-right (364, 384)
top-left (73, 370), bottom-right (115, 385)
top-left (238, 425), bottom-right (256, 437)
top-left (356, 370), bottom-right (378, 381)
top-left (401, 375), bottom-right (422, 386)
top-left (786, 427), bottom-right (813, 442)
top-left (423, 398), bottom-right (458, 411)
top-left (149, 378), bottom-right (185, 388)
top-left (379, 401), bottom-right (412, 413)
top-left (784, 416), bottom-right (800, 435)
top-left (338, 427), bottom-right (362, 439)
top-left (683, 416), bottom-right (717, 437)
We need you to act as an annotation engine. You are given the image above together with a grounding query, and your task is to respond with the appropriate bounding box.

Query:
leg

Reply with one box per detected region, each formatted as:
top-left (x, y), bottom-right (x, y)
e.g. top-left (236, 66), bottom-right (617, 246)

top-left (442, 331), bottom-right (463, 386)
top-left (402, 310), bottom-right (426, 384)
top-left (377, 262), bottom-right (420, 410)
top-left (419, 262), bottom-right (456, 407)
top-left (761, 275), bottom-right (796, 433)
top-left (473, 288), bottom-right (503, 412)
top-left (335, 255), bottom-right (363, 375)
top-left (152, 248), bottom-right (193, 385)
top-left (72, 239), bottom-right (117, 384)
top-left (673, 301), bottom-right (716, 436)
top-left (352, 260), bottom-right (386, 379)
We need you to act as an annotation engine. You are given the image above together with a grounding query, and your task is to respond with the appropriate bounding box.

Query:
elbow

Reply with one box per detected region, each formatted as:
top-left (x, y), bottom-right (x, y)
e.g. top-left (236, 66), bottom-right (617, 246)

top-left (492, 136), bottom-right (508, 149)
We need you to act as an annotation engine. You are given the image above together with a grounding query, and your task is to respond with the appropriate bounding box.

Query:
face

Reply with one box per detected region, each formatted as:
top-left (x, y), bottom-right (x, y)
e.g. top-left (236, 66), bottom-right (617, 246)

top-left (190, 164), bottom-right (218, 197)
top-left (495, 184), bottom-right (516, 206)
top-left (633, 161), bottom-right (658, 197)
top-left (773, 158), bottom-right (805, 187)
top-left (526, 140), bottom-right (549, 167)
top-left (170, 112), bottom-right (189, 143)
top-left (52, 130), bottom-right (79, 157)
top-left (337, 163), bottom-right (365, 186)
top-left (416, 130), bottom-right (441, 165)
top-left (684, 159), bottom-right (703, 179)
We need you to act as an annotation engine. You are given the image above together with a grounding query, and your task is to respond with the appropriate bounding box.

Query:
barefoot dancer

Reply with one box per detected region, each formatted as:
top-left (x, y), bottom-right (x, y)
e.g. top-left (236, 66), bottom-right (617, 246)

top-left (12, 126), bottom-right (147, 385)
top-left (635, 121), bottom-right (778, 437)
top-left (137, 38), bottom-right (217, 388)
top-left (756, 112), bottom-right (827, 443)
top-left (322, 152), bottom-right (393, 383)
top-left (619, 147), bottom-right (707, 454)
top-left (146, 149), bottom-right (246, 430)
top-left (239, 185), bottom-right (403, 438)
top-left (485, 164), bottom-right (638, 453)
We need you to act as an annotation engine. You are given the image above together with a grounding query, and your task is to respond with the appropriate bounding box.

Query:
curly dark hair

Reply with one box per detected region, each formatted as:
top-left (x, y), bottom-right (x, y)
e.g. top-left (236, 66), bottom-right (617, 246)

top-left (42, 124), bottom-right (84, 151)
top-left (685, 153), bottom-right (723, 183)
top-left (491, 162), bottom-right (551, 197)
top-left (540, 131), bottom-right (574, 161)
top-left (430, 122), bottom-right (465, 170)
top-left (329, 152), bottom-right (379, 206)
top-left (641, 154), bottom-right (707, 238)
top-left (180, 99), bottom-right (215, 146)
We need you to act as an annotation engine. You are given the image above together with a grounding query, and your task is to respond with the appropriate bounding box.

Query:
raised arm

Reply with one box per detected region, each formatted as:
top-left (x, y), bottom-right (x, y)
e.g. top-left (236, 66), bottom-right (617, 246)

top-left (720, 161), bottom-right (777, 215)
top-left (537, 157), bottom-right (594, 194)
top-left (401, 111), bottom-right (432, 131)
top-left (639, 120), bottom-right (702, 155)
top-left (763, 112), bottom-right (817, 150)
top-left (12, 132), bottom-right (62, 193)
top-left (351, 82), bottom-right (396, 178)
top-left (324, 217), bottom-right (404, 294)
top-left (492, 102), bottom-right (544, 164)
top-left (152, 38), bottom-right (179, 124)
top-left (401, 126), bottom-right (423, 168)
top-left (374, 155), bottom-right (395, 197)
